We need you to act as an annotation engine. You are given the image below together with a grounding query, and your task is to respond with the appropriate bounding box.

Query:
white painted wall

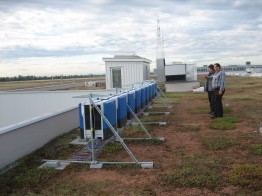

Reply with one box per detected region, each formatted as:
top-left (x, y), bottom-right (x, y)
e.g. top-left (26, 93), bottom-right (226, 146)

top-left (105, 61), bottom-right (148, 89)
top-left (165, 63), bottom-right (197, 81)
top-left (0, 108), bottom-right (78, 169)
top-left (0, 90), bottom-right (114, 129)
top-left (165, 64), bottom-right (186, 75)
top-left (103, 55), bottom-right (151, 89)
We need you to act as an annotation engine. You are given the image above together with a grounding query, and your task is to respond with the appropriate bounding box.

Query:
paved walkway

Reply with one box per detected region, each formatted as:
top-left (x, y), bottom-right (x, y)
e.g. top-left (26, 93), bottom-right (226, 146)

top-left (165, 81), bottom-right (200, 92)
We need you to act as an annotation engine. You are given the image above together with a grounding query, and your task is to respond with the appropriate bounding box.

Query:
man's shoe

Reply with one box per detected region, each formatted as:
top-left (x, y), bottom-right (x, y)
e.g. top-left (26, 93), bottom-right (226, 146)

top-left (208, 111), bottom-right (212, 114)
top-left (210, 115), bottom-right (217, 119)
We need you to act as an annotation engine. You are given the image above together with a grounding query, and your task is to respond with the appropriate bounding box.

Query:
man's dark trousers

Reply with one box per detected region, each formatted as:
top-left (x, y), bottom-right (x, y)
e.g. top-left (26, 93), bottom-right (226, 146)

top-left (214, 88), bottom-right (225, 117)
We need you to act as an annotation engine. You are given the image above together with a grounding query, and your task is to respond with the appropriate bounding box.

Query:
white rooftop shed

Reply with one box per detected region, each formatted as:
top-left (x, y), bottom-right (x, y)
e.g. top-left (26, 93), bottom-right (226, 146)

top-left (103, 53), bottom-right (151, 89)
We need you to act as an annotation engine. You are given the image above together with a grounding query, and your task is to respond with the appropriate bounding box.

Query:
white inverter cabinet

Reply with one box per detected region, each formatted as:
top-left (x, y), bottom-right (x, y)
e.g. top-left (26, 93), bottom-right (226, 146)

top-left (82, 98), bottom-right (117, 140)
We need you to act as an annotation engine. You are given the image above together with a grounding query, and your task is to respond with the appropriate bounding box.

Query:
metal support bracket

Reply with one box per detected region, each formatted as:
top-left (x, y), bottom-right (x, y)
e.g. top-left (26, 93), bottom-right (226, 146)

top-left (143, 112), bottom-right (170, 116)
top-left (148, 105), bottom-right (173, 109)
top-left (127, 104), bottom-right (152, 138)
top-left (122, 137), bottom-right (165, 142)
top-left (132, 122), bottom-right (167, 126)
top-left (42, 160), bottom-right (154, 169)
top-left (90, 162), bottom-right (103, 169)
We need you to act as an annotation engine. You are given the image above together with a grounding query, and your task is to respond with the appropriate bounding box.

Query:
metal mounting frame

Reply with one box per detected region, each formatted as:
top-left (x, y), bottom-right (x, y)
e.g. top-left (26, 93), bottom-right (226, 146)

top-left (43, 83), bottom-right (169, 170)
top-left (43, 94), bottom-right (154, 169)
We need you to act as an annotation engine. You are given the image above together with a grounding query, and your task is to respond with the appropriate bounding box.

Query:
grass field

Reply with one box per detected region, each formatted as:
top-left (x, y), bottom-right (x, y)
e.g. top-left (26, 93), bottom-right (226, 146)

top-left (0, 76), bottom-right (261, 195)
top-left (0, 77), bottom-right (105, 91)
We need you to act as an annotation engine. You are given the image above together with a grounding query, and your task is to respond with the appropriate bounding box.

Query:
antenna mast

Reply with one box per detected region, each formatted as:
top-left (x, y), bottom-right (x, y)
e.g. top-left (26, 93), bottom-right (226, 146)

top-left (161, 36), bottom-right (165, 59)
top-left (156, 18), bottom-right (166, 82)
top-left (156, 18), bottom-right (164, 59)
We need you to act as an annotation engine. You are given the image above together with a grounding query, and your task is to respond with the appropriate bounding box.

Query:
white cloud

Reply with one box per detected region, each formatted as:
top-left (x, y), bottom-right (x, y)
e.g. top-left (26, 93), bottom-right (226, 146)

top-left (0, 0), bottom-right (262, 77)
top-left (0, 55), bottom-right (107, 77)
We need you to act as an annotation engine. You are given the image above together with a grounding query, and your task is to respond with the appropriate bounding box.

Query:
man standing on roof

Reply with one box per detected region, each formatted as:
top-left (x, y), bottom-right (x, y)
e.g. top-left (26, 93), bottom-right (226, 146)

top-left (211, 63), bottom-right (226, 119)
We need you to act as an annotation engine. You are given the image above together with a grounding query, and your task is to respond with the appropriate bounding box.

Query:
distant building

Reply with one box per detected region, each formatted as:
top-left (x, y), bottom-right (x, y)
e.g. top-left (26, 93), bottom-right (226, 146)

top-left (197, 64), bottom-right (262, 74)
top-left (165, 62), bottom-right (197, 82)
top-left (103, 53), bottom-right (151, 89)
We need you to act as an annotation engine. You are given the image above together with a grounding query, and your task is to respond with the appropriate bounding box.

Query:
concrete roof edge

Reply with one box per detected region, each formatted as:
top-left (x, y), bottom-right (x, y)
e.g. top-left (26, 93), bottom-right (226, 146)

top-left (0, 106), bottom-right (77, 135)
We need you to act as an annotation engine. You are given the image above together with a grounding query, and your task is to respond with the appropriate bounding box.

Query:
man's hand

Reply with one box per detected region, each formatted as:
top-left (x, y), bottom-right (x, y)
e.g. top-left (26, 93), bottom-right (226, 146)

top-left (218, 90), bottom-right (222, 96)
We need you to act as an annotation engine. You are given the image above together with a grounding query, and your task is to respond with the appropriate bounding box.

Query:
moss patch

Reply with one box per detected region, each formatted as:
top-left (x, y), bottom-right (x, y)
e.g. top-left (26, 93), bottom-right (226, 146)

top-left (249, 144), bottom-right (262, 155)
top-left (164, 155), bottom-right (225, 188)
top-left (202, 135), bottom-right (238, 150)
top-left (228, 164), bottom-right (262, 190)
top-left (210, 116), bottom-right (241, 130)
top-left (102, 142), bottom-right (123, 154)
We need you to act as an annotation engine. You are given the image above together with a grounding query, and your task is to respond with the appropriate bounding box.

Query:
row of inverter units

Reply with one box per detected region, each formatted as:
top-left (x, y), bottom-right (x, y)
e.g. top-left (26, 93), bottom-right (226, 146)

top-left (78, 81), bottom-right (158, 140)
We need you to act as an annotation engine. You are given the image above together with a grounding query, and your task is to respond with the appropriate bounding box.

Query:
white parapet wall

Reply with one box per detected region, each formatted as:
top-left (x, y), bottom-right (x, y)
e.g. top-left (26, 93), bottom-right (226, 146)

top-left (0, 90), bottom-right (114, 129)
top-left (0, 107), bottom-right (78, 169)
top-left (0, 89), bottom-right (116, 169)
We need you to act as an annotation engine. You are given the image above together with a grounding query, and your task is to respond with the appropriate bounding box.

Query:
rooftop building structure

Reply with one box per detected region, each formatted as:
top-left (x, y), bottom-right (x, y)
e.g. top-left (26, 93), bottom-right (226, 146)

top-left (103, 53), bottom-right (151, 89)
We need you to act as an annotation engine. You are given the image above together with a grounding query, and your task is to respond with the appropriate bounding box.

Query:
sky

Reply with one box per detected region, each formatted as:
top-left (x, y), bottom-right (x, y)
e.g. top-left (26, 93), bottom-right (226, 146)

top-left (0, 0), bottom-right (262, 77)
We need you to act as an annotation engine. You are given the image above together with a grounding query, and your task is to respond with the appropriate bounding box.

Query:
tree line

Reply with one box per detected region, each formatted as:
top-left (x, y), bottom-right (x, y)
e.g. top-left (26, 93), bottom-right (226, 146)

top-left (0, 74), bottom-right (105, 82)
